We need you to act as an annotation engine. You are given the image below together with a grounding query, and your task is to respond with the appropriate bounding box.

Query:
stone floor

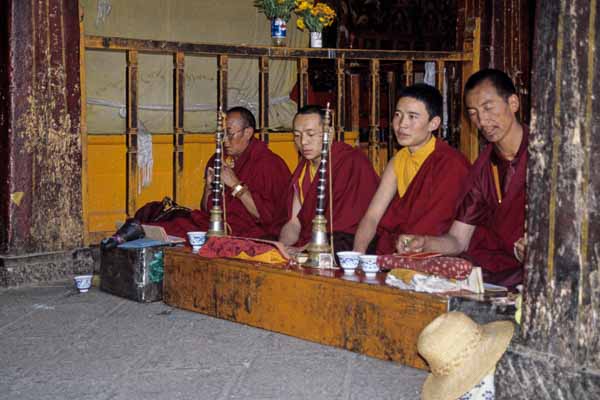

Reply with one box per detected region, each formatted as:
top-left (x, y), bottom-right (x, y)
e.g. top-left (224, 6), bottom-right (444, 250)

top-left (0, 282), bottom-right (426, 400)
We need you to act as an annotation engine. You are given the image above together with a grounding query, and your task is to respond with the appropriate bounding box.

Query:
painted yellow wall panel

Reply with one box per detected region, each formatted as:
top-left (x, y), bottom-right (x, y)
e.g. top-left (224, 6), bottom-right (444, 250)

top-left (87, 135), bottom-right (126, 233)
top-left (87, 131), bottom-right (360, 239)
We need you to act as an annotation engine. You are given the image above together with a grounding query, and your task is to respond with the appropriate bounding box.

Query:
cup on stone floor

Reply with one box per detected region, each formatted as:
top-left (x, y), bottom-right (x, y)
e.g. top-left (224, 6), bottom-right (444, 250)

top-left (359, 255), bottom-right (379, 278)
top-left (73, 274), bottom-right (93, 293)
top-left (187, 231), bottom-right (207, 252)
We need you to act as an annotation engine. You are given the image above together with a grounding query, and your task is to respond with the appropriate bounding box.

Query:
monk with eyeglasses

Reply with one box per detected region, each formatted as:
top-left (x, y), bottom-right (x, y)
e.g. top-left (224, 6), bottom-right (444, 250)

top-left (107, 106), bottom-right (292, 244)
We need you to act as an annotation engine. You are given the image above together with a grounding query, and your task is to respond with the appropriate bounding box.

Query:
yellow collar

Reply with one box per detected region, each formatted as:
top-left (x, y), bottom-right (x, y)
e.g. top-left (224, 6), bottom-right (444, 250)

top-left (394, 136), bottom-right (436, 198)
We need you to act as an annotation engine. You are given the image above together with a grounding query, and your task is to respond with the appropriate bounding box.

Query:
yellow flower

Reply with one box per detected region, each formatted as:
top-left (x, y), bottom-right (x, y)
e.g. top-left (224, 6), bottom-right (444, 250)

top-left (296, 18), bottom-right (305, 30)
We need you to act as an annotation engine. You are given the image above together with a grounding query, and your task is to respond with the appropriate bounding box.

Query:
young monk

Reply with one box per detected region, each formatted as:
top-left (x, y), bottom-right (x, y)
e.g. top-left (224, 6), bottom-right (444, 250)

top-left (398, 69), bottom-right (527, 288)
top-left (353, 83), bottom-right (470, 254)
top-left (279, 105), bottom-right (379, 252)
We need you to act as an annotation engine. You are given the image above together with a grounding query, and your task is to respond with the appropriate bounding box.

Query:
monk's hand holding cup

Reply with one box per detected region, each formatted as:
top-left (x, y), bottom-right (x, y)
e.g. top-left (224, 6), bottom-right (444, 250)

top-left (396, 235), bottom-right (425, 253)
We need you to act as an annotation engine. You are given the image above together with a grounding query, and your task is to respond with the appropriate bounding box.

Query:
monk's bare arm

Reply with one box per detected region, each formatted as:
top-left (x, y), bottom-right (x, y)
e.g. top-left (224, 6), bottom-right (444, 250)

top-left (279, 193), bottom-right (302, 246)
top-left (237, 190), bottom-right (260, 219)
top-left (353, 162), bottom-right (398, 253)
top-left (397, 220), bottom-right (476, 255)
top-left (220, 165), bottom-right (261, 219)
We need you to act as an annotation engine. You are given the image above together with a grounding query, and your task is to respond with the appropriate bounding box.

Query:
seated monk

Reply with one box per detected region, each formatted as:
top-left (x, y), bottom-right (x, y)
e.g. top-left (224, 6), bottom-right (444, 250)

top-left (279, 105), bottom-right (379, 252)
top-left (398, 69), bottom-right (528, 288)
top-left (353, 83), bottom-right (470, 255)
top-left (107, 106), bottom-right (291, 245)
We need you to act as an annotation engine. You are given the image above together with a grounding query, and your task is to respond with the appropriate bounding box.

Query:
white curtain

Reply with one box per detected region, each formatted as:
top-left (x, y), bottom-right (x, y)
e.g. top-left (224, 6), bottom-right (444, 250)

top-left (82, 0), bottom-right (307, 133)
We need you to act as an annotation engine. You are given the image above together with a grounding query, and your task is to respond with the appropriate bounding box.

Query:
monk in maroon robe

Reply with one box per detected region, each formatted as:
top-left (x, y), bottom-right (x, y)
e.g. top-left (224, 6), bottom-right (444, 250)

top-left (279, 105), bottom-right (379, 252)
top-left (136, 107), bottom-right (291, 241)
top-left (398, 69), bottom-right (527, 288)
top-left (353, 84), bottom-right (470, 255)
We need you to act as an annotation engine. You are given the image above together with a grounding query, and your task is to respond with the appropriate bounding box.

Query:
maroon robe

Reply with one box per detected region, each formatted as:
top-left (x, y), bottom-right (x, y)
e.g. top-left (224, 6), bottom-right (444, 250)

top-left (457, 127), bottom-right (529, 287)
top-left (376, 139), bottom-right (470, 254)
top-left (288, 141), bottom-right (379, 248)
top-left (152, 139), bottom-right (291, 240)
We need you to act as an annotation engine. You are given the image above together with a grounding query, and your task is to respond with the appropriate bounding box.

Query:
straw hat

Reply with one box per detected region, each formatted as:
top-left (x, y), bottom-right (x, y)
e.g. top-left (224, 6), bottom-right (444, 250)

top-left (417, 311), bottom-right (514, 400)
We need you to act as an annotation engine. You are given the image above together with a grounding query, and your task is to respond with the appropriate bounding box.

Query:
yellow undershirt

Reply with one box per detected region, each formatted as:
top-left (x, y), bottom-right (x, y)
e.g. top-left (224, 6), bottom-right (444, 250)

top-left (297, 162), bottom-right (318, 204)
top-left (394, 136), bottom-right (436, 198)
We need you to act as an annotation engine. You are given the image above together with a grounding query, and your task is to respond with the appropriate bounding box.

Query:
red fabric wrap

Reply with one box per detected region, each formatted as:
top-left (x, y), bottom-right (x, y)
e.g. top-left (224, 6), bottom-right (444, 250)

top-left (376, 139), bottom-right (470, 254)
top-left (198, 237), bottom-right (280, 258)
top-left (287, 141), bottom-right (380, 247)
top-left (456, 128), bottom-right (528, 287)
top-left (378, 255), bottom-right (473, 280)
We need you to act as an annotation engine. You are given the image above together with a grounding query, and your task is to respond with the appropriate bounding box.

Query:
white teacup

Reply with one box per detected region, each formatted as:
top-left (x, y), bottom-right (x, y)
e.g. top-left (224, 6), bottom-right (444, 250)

top-left (187, 231), bottom-right (207, 251)
top-left (74, 275), bottom-right (93, 293)
top-left (337, 251), bottom-right (361, 274)
top-left (359, 255), bottom-right (379, 278)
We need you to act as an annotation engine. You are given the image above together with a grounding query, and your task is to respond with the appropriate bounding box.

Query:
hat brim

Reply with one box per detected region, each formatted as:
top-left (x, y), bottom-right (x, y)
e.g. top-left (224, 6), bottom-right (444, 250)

top-left (421, 320), bottom-right (514, 400)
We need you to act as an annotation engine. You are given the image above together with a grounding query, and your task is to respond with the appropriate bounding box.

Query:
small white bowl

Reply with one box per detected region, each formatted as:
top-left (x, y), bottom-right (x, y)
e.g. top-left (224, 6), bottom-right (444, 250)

top-left (74, 275), bottom-right (93, 293)
top-left (187, 231), bottom-right (207, 250)
top-left (337, 251), bottom-right (362, 274)
top-left (359, 255), bottom-right (379, 278)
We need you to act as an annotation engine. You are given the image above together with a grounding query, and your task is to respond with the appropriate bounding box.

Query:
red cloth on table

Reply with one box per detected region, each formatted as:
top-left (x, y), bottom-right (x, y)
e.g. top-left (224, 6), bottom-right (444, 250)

top-left (148, 138), bottom-right (291, 241)
top-left (378, 254), bottom-right (473, 280)
top-left (288, 141), bottom-right (380, 247)
top-left (198, 236), bottom-right (281, 258)
top-left (376, 139), bottom-right (470, 254)
top-left (456, 127), bottom-right (528, 287)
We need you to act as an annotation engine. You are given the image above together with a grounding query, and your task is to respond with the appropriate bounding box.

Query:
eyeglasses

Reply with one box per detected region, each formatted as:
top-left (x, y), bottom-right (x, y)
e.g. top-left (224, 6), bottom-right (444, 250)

top-left (225, 127), bottom-right (245, 141)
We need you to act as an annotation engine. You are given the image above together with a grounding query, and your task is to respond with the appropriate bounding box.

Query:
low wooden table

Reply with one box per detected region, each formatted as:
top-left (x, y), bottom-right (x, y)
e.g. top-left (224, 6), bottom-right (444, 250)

top-left (162, 248), bottom-right (515, 370)
top-left (164, 248), bottom-right (453, 369)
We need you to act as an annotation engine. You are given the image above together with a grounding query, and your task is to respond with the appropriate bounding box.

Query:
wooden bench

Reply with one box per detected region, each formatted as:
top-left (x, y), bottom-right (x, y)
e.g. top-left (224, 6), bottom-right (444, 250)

top-left (163, 248), bottom-right (462, 369)
top-left (163, 248), bottom-right (515, 370)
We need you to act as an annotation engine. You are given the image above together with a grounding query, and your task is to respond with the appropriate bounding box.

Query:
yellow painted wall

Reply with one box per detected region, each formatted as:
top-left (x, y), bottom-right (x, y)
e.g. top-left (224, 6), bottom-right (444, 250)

top-left (87, 131), bottom-right (359, 242)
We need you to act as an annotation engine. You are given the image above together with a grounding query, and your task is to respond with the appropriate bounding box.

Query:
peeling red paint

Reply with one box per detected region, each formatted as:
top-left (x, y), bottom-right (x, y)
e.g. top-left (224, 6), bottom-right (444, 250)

top-left (1, 0), bottom-right (82, 255)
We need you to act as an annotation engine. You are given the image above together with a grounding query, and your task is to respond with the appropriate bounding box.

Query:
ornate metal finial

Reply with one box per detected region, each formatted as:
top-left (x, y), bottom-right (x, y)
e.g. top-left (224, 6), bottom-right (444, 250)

top-left (207, 106), bottom-right (226, 237)
top-left (306, 103), bottom-right (334, 268)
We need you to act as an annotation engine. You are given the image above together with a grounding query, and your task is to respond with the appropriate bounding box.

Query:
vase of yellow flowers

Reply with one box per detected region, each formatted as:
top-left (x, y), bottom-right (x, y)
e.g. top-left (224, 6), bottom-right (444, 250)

top-left (254, 0), bottom-right (297, 46)
top-left (295, 1), bottom-right (336, 48)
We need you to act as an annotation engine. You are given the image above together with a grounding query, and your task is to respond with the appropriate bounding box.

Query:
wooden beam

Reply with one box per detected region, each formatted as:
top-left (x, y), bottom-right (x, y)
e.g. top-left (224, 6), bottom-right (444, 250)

top-left (85, 35), bottom-right (472, 61)
top-left (403, 60), bottom-right (414, 87)
top-left (386, 70), bottom-right (396, 160)
top-left (460, 17), bottom-right (481, 162)
top-left (297, 57), bottom-right (309, 109)
top-left (173, 51), bottom-right (185, 203)
top-left (368, 59), bottom-right (382, 174)
top-left (336, 56), bottom-right (345, 142)
top-left (217, 55), bottom-right (228, 115)
top-left (436, 60), bottom-right (445, 91)
top-left (259, 56), bottom-right (269, 143)
top-left (79, 4), bottom-right (89, 246)
top-left (126, 50), bottom-right (138, 217)
top-left (348, 73), bottom-right (360, 132)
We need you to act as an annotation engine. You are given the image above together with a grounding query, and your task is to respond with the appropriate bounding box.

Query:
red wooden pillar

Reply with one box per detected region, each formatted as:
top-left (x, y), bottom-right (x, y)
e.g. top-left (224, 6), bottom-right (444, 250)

top-left (0, 0), bottom-right (87, 286)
